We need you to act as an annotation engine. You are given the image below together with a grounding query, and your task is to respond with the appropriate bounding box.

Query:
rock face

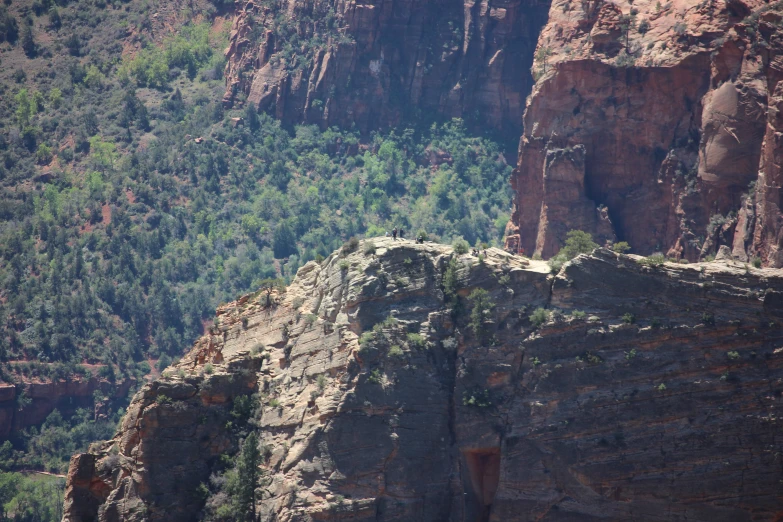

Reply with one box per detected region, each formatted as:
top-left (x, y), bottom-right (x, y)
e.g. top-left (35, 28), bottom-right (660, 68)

top-left (64, 239), bottom-right (783, 521)
top-left (506, 0), bottom-right (783, 266)
top-left (0, 377), bottom-right (135, 438)
top-left (222, 0), bottom-right (550, 137)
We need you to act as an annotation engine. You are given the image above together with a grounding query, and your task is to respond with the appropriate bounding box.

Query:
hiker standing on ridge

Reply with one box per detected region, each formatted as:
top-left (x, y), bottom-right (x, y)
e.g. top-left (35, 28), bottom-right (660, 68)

top-left (399, 229), bottom-right (405, 240)
top-left (392, 227), bottom-right (398, 240)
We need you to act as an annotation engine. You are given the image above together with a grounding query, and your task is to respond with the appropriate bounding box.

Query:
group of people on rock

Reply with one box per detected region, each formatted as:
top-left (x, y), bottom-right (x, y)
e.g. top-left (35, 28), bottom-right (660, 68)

top-left (385, 228), bottom-right (426, 244)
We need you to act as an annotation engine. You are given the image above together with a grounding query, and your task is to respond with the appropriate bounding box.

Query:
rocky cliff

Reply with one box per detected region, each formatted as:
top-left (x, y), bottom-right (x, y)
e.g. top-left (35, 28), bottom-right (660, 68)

top-left (222, 0), bottom-right (550, 137)
top-left (63, 239), bottom-right (783, 521)
top-left (505, 0), bottom-right (783, 266)
top-left (0, 378), bottom-right (135, 439)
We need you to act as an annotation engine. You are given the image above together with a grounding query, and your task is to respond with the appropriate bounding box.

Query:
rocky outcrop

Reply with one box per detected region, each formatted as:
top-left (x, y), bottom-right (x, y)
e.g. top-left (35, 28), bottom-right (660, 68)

top-left (64, 239), bottom-right (783, 521)
top-left (0, 377), bottom-right (135, 438)
top-left (507, 0), bottom-right (783, 266)
top-left (222, 0), bottom-right (550, 137)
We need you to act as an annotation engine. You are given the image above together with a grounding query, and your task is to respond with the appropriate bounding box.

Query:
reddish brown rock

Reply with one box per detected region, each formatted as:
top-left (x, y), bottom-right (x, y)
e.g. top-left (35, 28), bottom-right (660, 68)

top-left (0, 377), bottom-right (134, 438)
top-left (222, 0), bottom-right (550, 137)
top-left (63, 240), bottom-right (783, 521)
top-left (507, 0), bottom-right (783, 265)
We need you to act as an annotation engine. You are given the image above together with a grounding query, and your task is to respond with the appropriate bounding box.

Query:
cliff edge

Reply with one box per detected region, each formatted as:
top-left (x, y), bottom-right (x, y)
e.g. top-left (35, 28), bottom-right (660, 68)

top-left (63, 239), bottom-right (783, 521)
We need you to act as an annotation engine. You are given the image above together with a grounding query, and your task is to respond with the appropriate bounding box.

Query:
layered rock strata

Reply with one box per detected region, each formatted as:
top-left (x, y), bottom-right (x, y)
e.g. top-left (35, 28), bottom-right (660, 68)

top-left (506, 0), bottom-right (783, 266)
top-left (64, 239), bottom-right (783, 521)
top-left (222, 0), bottom-right (550, 137)
top-left (0, 377), bottom-right (135, 439)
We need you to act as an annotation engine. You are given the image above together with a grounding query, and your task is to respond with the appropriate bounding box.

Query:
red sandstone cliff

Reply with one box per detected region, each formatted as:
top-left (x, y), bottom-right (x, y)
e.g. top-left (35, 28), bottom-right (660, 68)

top-left (506, 0), bottom-right (783, 266)
top-left (222, 0), bottom-right (550, 137)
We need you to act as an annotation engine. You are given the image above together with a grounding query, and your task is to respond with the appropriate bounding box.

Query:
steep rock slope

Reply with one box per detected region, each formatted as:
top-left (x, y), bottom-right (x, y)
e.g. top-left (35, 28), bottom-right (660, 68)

top-left (222, 0), bottom-right (550, 137)
top-left (506, 0), bottom-right (783, 266)
top-left (64, 239), bottom-right (783, 521)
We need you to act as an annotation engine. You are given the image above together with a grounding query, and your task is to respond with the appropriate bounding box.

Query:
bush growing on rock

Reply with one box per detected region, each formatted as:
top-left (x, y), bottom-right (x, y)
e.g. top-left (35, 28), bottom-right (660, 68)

top-left (612, 241), bottom-right (631, 254)
top-left (343, 236), bottom-right (360, 254)
top-left (638, 253), bottom-right (666, 267)
top-left (452, 237), bottom-right (470, 254)
top-left (468, 288), bottom-right (495, 342)
top-left (548, 230), bottom-right (598, 272)
top-left (363, 241), bottom-right (376, 255)
top-left (462, 388), bottom-right (491, 408)
top-left (529, 307), bottom-right (550, 328)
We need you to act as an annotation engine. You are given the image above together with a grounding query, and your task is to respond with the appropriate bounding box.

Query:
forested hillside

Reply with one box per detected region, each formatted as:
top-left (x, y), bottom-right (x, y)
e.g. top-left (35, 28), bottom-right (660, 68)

top-left (0, 0), bottom-right (513, 516)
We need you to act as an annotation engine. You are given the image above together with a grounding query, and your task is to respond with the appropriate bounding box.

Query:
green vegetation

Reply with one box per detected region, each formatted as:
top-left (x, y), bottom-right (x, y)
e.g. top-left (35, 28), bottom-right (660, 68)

top-left (612, 241), bottom-right (631, 254)
top-left (442, 256), bottom-right (462, 308)
top-left (452, 237), bottom-right (470, 254)
top-left (120, 23), bottom-right (216, 89)
top-left (638, 253), bottom-right (667, 267)
top-left (621, 312), bottom-right (635, 325)
top-left (0, 0), bottom-right (512, 512)
top-left (406, 333), bottom-right (427, 350)
top-left (468, 288), bottom-right (494, 343)
top-left (529, 307), bottom-right (550, 328)
top-left (548, 230), bottom-right (598, 272)
top-left (462, 388), bottom-right (491, 408)
top-left (570, 309), bottom-right (586, 320)
top-left (1, 407), bottom-right (122, 474)
top-left (201, 432), bottom-right (266, 521)
top-left (387, 344), bottom-right (404, 357)
top-left (0, 471), bottom-right (65, 521)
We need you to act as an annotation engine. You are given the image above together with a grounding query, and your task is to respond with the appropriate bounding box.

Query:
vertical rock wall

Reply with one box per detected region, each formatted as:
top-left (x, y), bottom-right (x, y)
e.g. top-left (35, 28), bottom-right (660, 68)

top-left (64, 239), bottom-right (783, 521)
top-left (507, 0), bottom-right (783, 266)
top-left (222, 0), bottom-right (551, 138)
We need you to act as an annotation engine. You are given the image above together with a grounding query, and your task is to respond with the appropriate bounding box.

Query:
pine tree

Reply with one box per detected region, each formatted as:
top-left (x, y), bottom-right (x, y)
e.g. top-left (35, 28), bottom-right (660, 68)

top-left (20, 23), bottom-right (34, 57)
top-left (235, 432), bottom-right (260, 521)
top-left (272, 221), bottom-right (297, 259)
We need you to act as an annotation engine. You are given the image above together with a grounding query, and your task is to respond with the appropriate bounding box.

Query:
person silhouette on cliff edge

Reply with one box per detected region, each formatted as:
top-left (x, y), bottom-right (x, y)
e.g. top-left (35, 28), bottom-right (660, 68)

top-left (392, 227), bottom-right (397, 240)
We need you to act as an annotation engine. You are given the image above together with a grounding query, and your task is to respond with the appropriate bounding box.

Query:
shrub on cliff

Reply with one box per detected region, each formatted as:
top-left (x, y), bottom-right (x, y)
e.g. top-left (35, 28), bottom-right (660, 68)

top-left (452, 237), bottom-right (470, 254)
top-left (548, 230), bottom-right (598, 272)
top-left (468, 288), bottom-right (495, 343)
top-left (530, 307), bottom-right (550, 328)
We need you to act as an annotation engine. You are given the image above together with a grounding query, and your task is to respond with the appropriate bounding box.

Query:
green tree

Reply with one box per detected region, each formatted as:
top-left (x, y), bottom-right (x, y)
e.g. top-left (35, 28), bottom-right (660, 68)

top-left (20, 22), bottom-right (35, 57)
top-left (468, 288), bottom-right (494, 342)
top-left (15, 89), bottom-right (32, 127)
top-left (548, 230), bottom-right (598, 273)
top-left (272, 221), bottom-right (297, 258)
top-left (89, 136), bottom-right (117, 172)
top-left (235, 432), bottom-right (261, 521)
top-left (48, 6), bottom-right (61, 29)
top-left (560, 230), bottom-right (598, 259)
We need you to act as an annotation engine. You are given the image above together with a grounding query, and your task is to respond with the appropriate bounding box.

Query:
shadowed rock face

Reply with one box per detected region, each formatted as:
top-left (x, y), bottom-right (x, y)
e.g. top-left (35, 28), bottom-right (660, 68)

top-left (505, 0), bottom-right (783, 267)
top-left (64, 239), bottom-right (783, 521)
top-left (222, 0), bottom-right (550, 138)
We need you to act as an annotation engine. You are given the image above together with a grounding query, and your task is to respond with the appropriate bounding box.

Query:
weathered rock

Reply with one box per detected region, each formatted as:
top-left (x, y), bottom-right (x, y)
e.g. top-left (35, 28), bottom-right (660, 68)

top-left (0, 377), bottom-right (135, 438)
top-left (507, 0), bottom-right (783, 266)
top-left (64, 240), bottom-right (783, 521)
top-left (222, 0), bottom-right (550, 137)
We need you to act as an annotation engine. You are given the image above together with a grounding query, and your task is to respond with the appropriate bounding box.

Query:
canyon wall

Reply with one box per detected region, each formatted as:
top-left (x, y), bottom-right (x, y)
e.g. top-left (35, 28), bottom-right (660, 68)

top-left (0, 377), bottom-right (135, 439)
top-left (64, 239), bottom-right (783, 521)
top-left (506, 0), bottom-right (783, 266)
top-left (222, 0), bottom-right (550, 138)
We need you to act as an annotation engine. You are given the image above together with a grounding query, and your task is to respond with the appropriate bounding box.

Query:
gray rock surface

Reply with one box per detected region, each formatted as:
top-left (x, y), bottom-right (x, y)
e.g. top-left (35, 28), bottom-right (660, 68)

top-left (64, 239), bottom-right (783, 521)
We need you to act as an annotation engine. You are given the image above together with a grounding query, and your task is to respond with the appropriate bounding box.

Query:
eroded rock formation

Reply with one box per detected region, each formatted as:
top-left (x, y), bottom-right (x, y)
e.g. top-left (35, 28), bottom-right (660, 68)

top-left (64, 239), bottom-right (783, 521)
top-left (222, 0), bottom-right (550, 137)
top-left (0, 377), bottom-right (135, 438)
top-left (506, 0), bottom-right (783, 266)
